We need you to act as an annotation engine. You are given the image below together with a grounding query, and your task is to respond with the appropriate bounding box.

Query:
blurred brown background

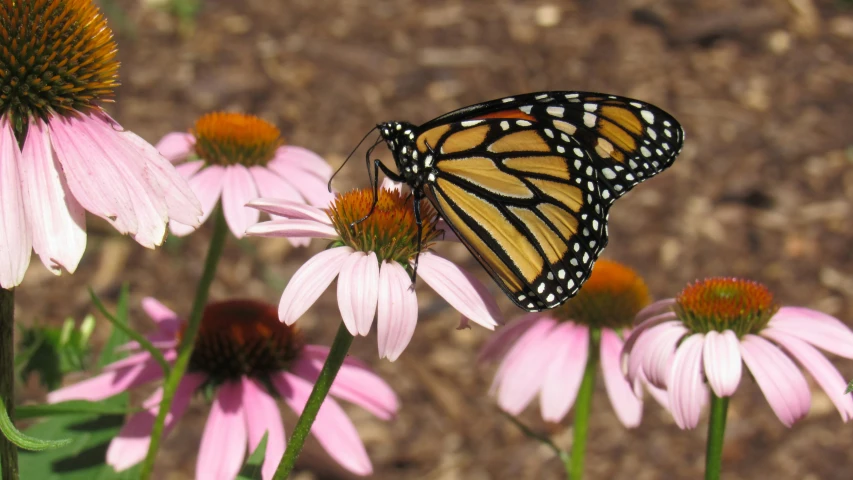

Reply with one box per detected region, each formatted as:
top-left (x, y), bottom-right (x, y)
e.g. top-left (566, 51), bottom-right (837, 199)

top-left (16, 0), bottom-right (853, 478)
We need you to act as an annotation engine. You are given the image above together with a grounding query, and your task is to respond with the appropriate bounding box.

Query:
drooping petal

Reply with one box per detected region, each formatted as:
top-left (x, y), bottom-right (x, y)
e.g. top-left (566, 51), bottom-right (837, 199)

top-left (490, 318), bottom-right (556, 395)
top-left (478, 313), bottom-right (547, 363)
top-left (272, 146), bottom-right (334, 180)
top-left (241, 378), bottom-right (286, 480)
top-left (245, 198), bottom-right (332, 224)
top-left (290, 349), bottom-right (398, 420)
top-left (0, 118), bottom-right (31, 287)
top-left (702, 330), bottom-right (743, 397)
top-left (245, 219), bottom-right (338, 239)
top-left (768, 307), bottom-right (853, 359)
top-left (220, 164), bottom-right (260, 238)
top-left (279, 246), bottom-right (352, 325)
top-left (376, 260), bottom-right (418, 361)
top-left (627, 321), bottom-right (686, 388)
top-left (416, 252), bottom-right (501, 329)
top-left (106, 373), bottom-right (206, 471)
top-left (739, 334), bottom-right (811, 427)
top-left (621, 310), bottom-right (679, 357)
top-left (538, 322), bottom-right (589, 422)
top-left (155, 132), bottom-right (195, 162)
top-left (762, 328), bottom-right (853, 422)
top-left (268, 159), bottom-right (334, 207)
top-left (141, 297), bottom-right (181, 333)
top-left (633, 298), bottom-right (677, 325)
top-left (19, 119), bottom-right (85, 275)
top-left (273, 372), bottom-right (372, 475)
top-left (169, 165), bottom-right (226, 236)
top-left (249, 166), bottom-right (307, 205)
top-left (600, 329), bottom-right (643, 427)
top-left (668, 333), bottom-right (708, 429)
top-left (337, 251), bottom-right (379, 336)
top-left (47, 352), bottom-right (165, 403)
top-left (196, 381), bottom-right (248, 480)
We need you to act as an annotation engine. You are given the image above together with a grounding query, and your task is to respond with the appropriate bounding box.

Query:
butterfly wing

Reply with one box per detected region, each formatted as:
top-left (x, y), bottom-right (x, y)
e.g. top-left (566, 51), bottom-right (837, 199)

top-left (412, 92), bottom-right (684, 311)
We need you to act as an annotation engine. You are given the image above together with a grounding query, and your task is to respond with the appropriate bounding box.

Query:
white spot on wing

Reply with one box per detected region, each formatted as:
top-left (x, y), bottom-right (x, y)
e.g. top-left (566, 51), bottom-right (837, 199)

top-left (546, 106), bottom-right (564, 118)
top-left (583, 112), bottom-right (597, 128)
top-left (641, 110), bottom-right (655, 124)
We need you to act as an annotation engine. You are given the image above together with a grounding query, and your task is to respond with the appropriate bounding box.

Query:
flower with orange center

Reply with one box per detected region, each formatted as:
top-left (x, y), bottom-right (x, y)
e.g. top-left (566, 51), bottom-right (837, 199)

top-left (49, 298), bottom-right (398, 479)
top-left (245, 183), bottom-right (501, 361)
top-left (479, 259), bottom-right (665, 427)
top-left (623, 277), bottom-right (853, 429)
top-left (0, 0), bottom-right (201, 287)
top-left (156, 111), bottom-right (334, 239)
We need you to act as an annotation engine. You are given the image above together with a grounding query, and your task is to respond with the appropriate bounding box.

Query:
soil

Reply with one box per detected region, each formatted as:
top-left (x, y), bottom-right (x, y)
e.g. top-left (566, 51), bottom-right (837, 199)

top-left (14, 0), bottom-right (853, 479)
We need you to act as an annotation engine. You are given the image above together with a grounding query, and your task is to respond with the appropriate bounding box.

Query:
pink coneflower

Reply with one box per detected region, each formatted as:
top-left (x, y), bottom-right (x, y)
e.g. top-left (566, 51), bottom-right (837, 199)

top-left (0, 0), bottom-right (201, 287)
top-left (156, 112), bottom-right (334, 240)
top-left (480, 259), bottom-right (666, 428)
top-left (245, 187), bottom-right (502, 361)
top-left (48, 298), bottom-right (397, 478)
top-left (623, 277), bottom-right (853, 429)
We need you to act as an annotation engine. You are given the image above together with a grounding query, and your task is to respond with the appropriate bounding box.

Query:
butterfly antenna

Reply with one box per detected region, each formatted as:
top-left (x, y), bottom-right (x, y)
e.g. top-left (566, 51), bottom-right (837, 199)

top-left (328, 125), bottom-right (379, 192)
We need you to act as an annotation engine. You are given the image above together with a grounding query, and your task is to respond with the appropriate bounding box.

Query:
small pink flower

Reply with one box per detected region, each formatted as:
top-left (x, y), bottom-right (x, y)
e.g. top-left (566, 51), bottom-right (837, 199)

top-left (158, 112), bottom-right (334, 239)
top-left (623, 278), bottom-right (853, 429)
top-left (246, 187), bottom-right (502, 361)
top-left (49, 299), bottom-right (397, 478)
top-left (480, 259), bottom-right (666, 427)
top-left (0, 0), bottom-right (201, 287)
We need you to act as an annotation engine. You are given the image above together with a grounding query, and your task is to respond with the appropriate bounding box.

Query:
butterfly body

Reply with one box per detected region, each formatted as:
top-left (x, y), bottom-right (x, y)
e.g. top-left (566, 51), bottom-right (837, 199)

top-left (375, 91), bottom-right (684, 312)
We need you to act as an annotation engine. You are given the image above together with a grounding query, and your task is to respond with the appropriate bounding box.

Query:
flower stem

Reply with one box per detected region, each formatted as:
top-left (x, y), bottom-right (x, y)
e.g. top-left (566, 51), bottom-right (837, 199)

top-left (140, 207), bottom-right (228, 479)
top-left (0, 288), bottom-right (17, 480)
top-left (705, 393), bottom-right (729, 480)
top-left (272, 323), bottom-right (354, 479)
top-left (569, 328), bottom-right (600, 480)
top-left (500, 411), bottom-right (571, 473)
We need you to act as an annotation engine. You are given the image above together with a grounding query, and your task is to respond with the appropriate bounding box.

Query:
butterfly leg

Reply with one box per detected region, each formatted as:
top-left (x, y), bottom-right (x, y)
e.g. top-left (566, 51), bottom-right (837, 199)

top-left (350, 159), bottom-right (405, 228)
top-left (408, 190), bottom-right (425, 288)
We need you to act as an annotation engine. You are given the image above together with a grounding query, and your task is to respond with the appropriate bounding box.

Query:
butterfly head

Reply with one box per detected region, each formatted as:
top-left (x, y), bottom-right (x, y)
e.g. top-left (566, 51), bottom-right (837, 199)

top-left (378, 121), bottom-right (429, 188)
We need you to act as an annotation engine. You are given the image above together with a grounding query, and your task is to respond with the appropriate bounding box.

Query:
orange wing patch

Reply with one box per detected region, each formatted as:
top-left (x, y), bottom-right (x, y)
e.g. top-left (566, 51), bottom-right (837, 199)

top-left (416, 124), bottom-right (451, 153)
top-left (509, 206), bottom-right (568, 263)
top-left (439, 157), bottom-right (534, 198)
top-left (488, 130), bottom-right (550, 154)
top-left (474, 109), bottom-right (537, 122)
top-left (538, 204), bottom-right (580, 239)
top-left (503, 156), bottom-right (571, 181)
top-left (441, 125), bottom-right (491, 154)
top-left (600, 105), bottom-right (643, 135)
top-left (528, 179), bottom-right (584, 212)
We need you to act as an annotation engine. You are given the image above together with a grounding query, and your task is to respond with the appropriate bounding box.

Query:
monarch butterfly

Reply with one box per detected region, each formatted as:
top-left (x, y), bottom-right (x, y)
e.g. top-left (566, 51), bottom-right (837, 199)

top-left (365, 91), bottom-right (684, 312)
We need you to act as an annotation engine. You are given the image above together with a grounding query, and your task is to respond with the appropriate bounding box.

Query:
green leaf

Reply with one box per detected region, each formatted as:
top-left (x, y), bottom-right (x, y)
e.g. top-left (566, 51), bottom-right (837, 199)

top-left (0, 398), bottom-right (71, 451)
top-left (16, 401), bottom-right (135, 420)
top-left (19, 394), bottom-right (142, 480)
top-left (16, 316), bottom-right (95, 391)
top-left (846, 378), bottom-right (853, 394)
top-left (237, 432), bottom-right (268, 479)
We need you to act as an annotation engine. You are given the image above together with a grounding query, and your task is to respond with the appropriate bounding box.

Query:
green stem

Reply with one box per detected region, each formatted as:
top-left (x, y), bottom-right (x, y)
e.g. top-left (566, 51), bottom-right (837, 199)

top-left (569, 328), bottom-right (600, 480)
top-left (0, 288), bottom-right (17, 480)
top-left (139, 207), bottom-right (228, 479)
top-left (705, 393), bottom-right (729, 480)
top-left (272, 324), bottom-right (354, 479)
top-left (500, 411), bottom-right (571, 473)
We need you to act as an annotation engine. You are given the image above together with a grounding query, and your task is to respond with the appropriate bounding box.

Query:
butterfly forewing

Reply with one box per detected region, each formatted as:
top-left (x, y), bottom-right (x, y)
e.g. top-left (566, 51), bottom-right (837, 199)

top-left (417, 117), bottom-right (608, 311)
top-left (380, 91), bottom-right (685, 312)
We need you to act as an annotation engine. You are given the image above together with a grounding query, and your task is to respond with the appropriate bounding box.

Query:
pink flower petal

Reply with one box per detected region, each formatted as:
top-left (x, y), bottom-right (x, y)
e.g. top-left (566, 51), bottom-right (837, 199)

top-left (702, 330), bottom-right (743, 397)
top-left (272, 146), bottom-right (334, 183)
top-left (0, 117), bottom-right (31, 288)
top-left (249, 166), bottom-right (307, 204)
top-left (478, 313), bottom-right (546, 363)
top-left (668, 333), bottom-right (708, 429)
top-left (740, 334), bottom-right (811, 427)
top-left (538, 323), bottom-right (589, 422)
top-left (196, 381), bottom-right (248, 480)
top-left (290, 350), bottom-right (398, 420)
top-left (279, 246), bottom-right (352, 325)
top-left (268, 158), bottom-right (334, 207)
top-left (621, 310), bottom-right (679, 358)
top-left (246, 198), bottom-right (331, 224)
top-left (600, 329), bottom-right (643, 427)
top-left (169, 165), bottom-right (225, 236)
top-left (106, 373), bottom-right (206, 471)
top-left (376, 261), bottom-right (418, 361)
top-left (175, 159), bottom-right (205, 178)
top-left (48, 352), bottom-right (165, 403)
top-left (337, 251), bottom-right (379, 336)
top-left (490, 318), bottom-right (555, 394)
top-left (245, 219), bottom-right (338, 239)
top-left (273, 372), bottom-right (372, 475)
top-left (220, 164), bottom-right (260, 238)
top-left (19, 119), bottom-right (85, 275)
top-left (50, 111), bottom-right (201, 246)
top-left (155, 132), bottom-right (195, 162)
top-left (769, 307), bottom-right (853, 358)
top-left (626, 321), bottom-right (686, 388)
top-left (241, 378), bottom-right (286, 480)
top-left (762, 328), bottom-right (853, 422)
top-left (633, 298), bottom-right (677, 325)
top-left (416, 252), bottom-right (501, 330)
top-left (141, 297), bottom-right (181, 333)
